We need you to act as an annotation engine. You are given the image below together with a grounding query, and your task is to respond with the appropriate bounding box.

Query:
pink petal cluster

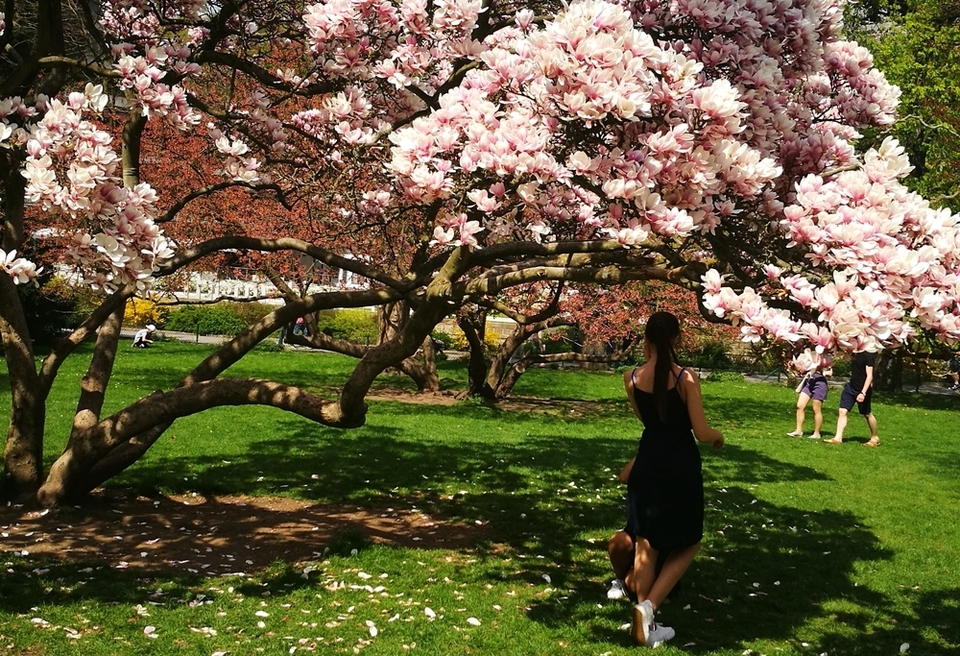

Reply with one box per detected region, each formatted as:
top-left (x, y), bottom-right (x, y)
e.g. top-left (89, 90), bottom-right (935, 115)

top-left (102, 1), bottom-right (201, 130)
top-left (0, 249), bottom-right (42, 284)
top-left (5, 0), bottom-right (959, 357)
top-left (17, 89), bottom-right (172, 291)
top-left (385, 1), bottom-right (783, 245)
top-left (703, 136), bottom-right (960, 350)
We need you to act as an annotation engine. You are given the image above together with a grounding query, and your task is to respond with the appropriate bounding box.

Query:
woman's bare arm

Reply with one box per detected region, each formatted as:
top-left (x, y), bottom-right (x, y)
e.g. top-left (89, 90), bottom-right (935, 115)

top-left (679, 370), bottom-right (724, 448)
top-left (623, 368), bottom-right (644, 423)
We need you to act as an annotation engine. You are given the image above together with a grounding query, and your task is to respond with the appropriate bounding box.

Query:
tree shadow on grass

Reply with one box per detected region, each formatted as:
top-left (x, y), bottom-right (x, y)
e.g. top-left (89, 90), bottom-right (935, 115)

top-left (0, 557), bottom-right (209, 615)
top-left (877, 391), bottom-right (960, 412)
top-left (108, 399), bottom-right (906, 654)
top-left (517, 440), bottom-right (902, 655)
top-left (16, 392), bottom-right (952, 654)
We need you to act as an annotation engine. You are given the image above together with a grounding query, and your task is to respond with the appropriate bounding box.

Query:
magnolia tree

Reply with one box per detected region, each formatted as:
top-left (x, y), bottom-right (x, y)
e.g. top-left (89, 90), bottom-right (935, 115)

top-left (2, 0), bottom-right (959, 505)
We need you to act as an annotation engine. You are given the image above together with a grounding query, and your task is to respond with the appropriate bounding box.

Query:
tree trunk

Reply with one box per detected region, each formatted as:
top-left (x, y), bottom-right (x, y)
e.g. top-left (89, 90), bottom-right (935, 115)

top-left (872, 350), bottom-right (903, 392)
top-left (409, 335), bottom-right (441, 393)
top-left (458, 310), bottom-right (490, 398)
top-left (378, 301), bottom-right (408, 344)
top-left (37, 308), bottom-right (125, 504)
top-left (0, 271), bottom-right (44, 496)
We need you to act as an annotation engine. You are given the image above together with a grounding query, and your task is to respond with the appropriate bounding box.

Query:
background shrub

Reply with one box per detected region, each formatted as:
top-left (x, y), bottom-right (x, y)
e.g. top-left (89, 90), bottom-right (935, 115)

top-left (703, 370), bottom-right (744, 383)
top-left (431, 330), bottom-right (453, 350)
top-left (681, 339), bottom-right (734, 369)
top-left (442, 325), bottom-right (501, 352)
top-left (15, 276), bottom-right (92, 345)
top-left (230, 302), bottom-right (278, 326)
top-left (124, 297), bottom-right (169, 328)
top-left (315, 309), bottom-right (379, 344)
top-left (831, 355), bottom-right (851, 378)
top-left (164, 304), bottom-right (247, 336)
top-left (541, 328), bottom-right (577, 354)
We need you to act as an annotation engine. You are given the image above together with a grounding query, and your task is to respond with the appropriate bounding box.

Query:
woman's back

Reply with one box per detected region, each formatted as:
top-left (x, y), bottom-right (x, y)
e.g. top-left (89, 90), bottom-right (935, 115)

top-left (630, 370), bottom-right (699, 478)
top-left (632, 383), bottom-right (693, 435)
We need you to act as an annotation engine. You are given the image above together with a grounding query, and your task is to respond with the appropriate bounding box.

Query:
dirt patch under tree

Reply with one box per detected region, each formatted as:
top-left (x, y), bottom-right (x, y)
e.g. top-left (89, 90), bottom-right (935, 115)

top-left (0, 490), bottom-right (490, 573)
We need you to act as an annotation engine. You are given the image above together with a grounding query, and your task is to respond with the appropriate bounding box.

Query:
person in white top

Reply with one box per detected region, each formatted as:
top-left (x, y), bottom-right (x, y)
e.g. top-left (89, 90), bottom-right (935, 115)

top-left (133, 325), bottom-right (156, 348)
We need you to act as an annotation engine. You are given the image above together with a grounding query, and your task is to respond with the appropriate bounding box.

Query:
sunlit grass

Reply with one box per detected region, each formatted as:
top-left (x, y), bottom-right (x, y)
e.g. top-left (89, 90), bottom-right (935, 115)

top-left (1, 344), bottom-right (959, 654)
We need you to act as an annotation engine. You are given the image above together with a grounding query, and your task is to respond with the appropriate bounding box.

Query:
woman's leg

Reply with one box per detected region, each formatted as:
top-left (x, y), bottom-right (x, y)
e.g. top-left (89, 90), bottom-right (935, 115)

top-left (645, 543), bottom-right (700, 610)
top-left (627, 537), bottom-right (659, 645)
top-left (626, 537), bottom-right (658, 602)
top-left (607, 531), bottom-right (634, 581)
top-left (811, 399), bottom-right (823, 437)
top-left (791, 393), bottom-right (811, 434)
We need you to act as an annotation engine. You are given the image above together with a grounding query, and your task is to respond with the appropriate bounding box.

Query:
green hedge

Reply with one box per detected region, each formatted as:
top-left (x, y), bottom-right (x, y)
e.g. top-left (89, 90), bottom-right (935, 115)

top-left (315, 309), bottom-right (378, 344)
top-left (164, 303), bottom-right (275, 336)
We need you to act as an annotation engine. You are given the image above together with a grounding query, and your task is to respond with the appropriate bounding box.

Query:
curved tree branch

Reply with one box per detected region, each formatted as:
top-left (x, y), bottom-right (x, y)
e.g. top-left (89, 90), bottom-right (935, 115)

top-left (156, 181), bottom-right (291, 223)
top-left (157, 236), bottom-right (411, 293)
top-left (36, 378), bottom-right (355, 506)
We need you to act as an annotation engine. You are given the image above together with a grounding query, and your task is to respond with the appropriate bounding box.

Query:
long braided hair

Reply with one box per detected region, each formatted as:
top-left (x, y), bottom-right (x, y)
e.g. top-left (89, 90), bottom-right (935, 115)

top-left (645, 311), bottom-right (681, 422)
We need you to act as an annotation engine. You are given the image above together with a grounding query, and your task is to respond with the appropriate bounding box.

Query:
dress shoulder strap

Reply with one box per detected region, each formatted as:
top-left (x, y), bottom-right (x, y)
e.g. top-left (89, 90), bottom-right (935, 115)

top-left (675, 367), bottom-right (689, 403)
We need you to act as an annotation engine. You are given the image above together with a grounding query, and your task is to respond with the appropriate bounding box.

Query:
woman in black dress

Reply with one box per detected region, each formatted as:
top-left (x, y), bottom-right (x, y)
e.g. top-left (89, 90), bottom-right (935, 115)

top-left (616, 312), bottom-right (724, 647)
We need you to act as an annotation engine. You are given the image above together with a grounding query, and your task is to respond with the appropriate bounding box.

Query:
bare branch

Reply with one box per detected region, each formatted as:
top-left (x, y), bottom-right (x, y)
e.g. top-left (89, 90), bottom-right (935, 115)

top-left (156, 181), bottom-right (291, 224)
top-left (36, 55), bottom-right (117, 78)
top-left (133, 378), bottom-right (351, 430)
top-left (157, 236), bottom-right (411, 293)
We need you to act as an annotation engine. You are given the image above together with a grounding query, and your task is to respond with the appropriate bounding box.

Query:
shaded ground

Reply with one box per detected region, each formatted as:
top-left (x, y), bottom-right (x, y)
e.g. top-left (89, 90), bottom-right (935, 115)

top-left (0, 391), bottom-right (592, 575)
top-left (0, 490), bottom-right (489, 573)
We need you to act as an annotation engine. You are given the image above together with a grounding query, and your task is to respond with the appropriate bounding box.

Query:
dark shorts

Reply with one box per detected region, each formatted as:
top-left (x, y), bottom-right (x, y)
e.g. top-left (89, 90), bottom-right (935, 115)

top-left (839, 384), bottom-right (872, 415)
top-left (800, 375), bottom-right (828, 402)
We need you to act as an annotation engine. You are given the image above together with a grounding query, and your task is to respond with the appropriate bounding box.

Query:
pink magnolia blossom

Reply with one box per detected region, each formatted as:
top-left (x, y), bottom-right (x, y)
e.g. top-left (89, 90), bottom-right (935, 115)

top-left (0, 249), bottom-right (42, 284)
top-left (6, 0), bottom-right (960, 357)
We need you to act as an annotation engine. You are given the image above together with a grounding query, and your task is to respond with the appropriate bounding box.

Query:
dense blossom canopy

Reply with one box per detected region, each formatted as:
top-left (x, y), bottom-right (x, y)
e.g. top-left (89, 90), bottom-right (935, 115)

top-left (2, 0), bottom-right (958, 369)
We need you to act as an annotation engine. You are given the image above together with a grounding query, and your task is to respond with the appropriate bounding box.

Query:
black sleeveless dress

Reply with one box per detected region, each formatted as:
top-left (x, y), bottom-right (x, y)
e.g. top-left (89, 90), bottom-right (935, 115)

top-left (624, 370), bottom-right (704, 551)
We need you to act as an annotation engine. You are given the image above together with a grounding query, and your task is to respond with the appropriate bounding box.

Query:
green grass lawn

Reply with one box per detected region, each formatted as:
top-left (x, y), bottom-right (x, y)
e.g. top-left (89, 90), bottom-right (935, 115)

top-left (1, 344), bottom-right (959, 655)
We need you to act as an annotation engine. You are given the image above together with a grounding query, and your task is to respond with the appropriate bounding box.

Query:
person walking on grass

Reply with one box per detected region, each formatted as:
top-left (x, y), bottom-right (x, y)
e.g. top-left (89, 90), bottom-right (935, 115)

top-left (787, 353), bottom-right (833, 440)
top-left (825, 348), bottom-right (880, 447)
top-left (619, 311), bottom-right (724, 647)
top-left (606, 458), bottom-right (683, 606)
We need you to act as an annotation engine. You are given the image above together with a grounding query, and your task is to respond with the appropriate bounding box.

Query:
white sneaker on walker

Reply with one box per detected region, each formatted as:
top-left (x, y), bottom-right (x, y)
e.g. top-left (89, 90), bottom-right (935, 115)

top-left (786, 430), bottom-right (803, 437)
top-left (607, 578), bottom-right (628, 600)
top-left (631, 600), bottom-right (653, 645)
top-left (647, 621), bottom-right (676, 647)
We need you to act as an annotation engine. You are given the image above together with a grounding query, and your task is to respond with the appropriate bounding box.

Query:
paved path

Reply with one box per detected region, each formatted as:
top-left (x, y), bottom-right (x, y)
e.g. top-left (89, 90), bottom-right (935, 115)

top-left (120, 328), bottom-right (226, 346)
top-left (740, 371), bottom-right (957, 397)
top-left (120, 329), bottom-right (960, 397)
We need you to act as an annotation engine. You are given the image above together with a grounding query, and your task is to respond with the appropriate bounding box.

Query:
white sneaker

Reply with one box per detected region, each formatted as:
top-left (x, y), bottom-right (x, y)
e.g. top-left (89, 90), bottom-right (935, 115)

top-left (607, 578), bottom-right (628, 600)
top-left (631, 600), bottom-right (654, 645)
top-left (647, 622), bottom-right (676, 647)
top-left (786, 431), bottom-right (802, 437)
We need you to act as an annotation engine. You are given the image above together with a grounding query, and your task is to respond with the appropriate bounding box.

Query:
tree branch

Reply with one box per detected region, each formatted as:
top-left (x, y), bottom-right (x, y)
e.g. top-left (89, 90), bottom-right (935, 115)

top-left (156, 181), bottom-right (291, 223)
top-left (157, 236), bottom-right (410, 293)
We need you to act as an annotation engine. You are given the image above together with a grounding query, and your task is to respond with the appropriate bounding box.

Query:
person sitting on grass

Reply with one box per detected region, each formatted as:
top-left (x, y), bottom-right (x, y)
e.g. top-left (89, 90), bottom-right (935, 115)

top-left (948, 352), bottom-right (960, 391)
top-left (132, 324), bottom-right (156, 348)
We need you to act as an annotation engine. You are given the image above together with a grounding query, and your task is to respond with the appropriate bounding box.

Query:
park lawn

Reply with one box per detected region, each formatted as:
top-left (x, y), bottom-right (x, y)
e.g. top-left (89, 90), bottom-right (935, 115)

top-left (0, 343), bottom-right (958, 655)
